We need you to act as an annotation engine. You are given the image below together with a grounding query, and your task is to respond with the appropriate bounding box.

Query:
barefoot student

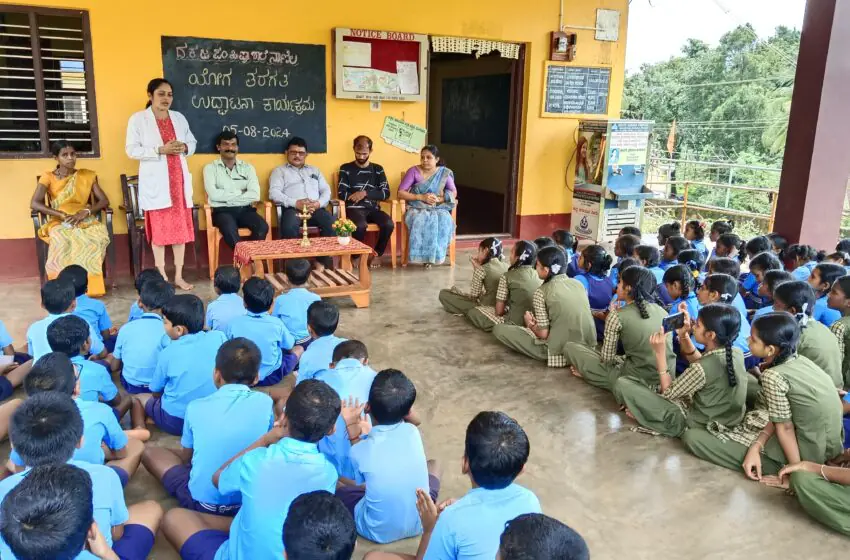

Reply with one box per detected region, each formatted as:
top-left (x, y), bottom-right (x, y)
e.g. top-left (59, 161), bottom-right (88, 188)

top-left (439, 237), bottom-right (508, 321)
top-left (126, 78), bottom-right (197, 291)
top-left (614, 303), bottom-right (747, 437)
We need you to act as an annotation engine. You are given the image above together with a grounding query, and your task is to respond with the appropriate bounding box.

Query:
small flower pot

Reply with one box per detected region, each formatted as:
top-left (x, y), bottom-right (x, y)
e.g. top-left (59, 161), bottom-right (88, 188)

top-left (338, 235), bottom-right (351, 245)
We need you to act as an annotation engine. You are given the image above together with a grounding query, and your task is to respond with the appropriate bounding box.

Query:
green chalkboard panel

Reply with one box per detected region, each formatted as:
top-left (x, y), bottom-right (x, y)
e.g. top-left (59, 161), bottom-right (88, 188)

top-left (161, 36), bottom-right (327, 153)
top-left (544, 65), bottom-right (610, 115)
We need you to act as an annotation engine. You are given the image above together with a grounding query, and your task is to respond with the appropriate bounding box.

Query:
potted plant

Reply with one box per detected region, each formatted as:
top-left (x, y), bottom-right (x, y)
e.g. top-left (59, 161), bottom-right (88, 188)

top-left (332, 218), bottom-right (356, 245)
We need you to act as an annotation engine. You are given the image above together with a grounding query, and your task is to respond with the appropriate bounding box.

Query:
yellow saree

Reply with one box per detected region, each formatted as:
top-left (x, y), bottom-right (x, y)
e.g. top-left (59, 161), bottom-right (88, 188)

top-left (38, 168), bottom-right (109, 296)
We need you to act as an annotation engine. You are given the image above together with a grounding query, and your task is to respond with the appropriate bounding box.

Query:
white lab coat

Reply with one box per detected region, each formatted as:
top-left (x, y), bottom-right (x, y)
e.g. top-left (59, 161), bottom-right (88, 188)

top-left (125, 108), bottom-right (197, 212)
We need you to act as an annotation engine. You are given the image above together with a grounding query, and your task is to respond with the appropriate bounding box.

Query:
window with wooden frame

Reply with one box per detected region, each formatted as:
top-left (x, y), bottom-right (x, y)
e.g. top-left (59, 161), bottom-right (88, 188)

top-left (0, 5), bottom-right (99, 158)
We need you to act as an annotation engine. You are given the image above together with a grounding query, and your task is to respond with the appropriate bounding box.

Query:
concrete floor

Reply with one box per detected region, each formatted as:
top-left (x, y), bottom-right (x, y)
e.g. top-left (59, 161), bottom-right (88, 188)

top-left (0, 254), bottom-right (846, 559)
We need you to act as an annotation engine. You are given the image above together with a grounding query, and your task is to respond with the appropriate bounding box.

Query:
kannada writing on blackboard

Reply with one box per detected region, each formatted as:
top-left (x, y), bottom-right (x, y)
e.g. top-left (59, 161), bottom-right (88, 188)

top-left (544, 65), bottom-right (611, 116)
top-left (175, 42), bottom-right (299, 66)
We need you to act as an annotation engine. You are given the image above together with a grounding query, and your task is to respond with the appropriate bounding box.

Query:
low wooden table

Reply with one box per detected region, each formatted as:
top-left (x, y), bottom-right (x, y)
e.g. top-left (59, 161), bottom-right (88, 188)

top-left (234, 237), bottom-right (373, 308)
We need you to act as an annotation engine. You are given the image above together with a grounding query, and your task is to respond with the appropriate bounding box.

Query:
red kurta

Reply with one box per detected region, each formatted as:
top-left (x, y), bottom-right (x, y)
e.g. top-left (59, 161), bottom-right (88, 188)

top-left (145, 117), bottom-right (195, 246)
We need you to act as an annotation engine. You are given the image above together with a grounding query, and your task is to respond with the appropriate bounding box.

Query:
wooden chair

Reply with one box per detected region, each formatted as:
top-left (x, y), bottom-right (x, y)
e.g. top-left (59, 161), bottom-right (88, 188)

top-left (398, 171), bottom-right (458, 267)
top-left (203, 197), bottom-right (273, 279)
top-left (31, 177), bottom-right (116, 286)
top-left (332, 170), bottom-right (399, 269)
top-left (120, 174), bottom-right (202, 279)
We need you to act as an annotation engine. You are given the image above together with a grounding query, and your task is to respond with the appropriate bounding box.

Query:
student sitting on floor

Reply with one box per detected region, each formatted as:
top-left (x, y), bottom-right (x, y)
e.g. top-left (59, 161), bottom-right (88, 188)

top-left (0, 318), bottom-right (32, 366)
top-left (573, 244), bottom-right (614, 340)
top-left (682, 312), bottom-right (844, 482)
top-left (534, 236), bottom-right (556, 252)
top-left (497, 513), bottom-right (590, 560)
top-left (283, 491), bottom-right (357, 560)
top-left (772, 281), bottom-right (843, 389)
top-left (47, 316), bottom-right (131, 420)
top-left (8, 351), bottom-right (147, 486)
top-left (753, 269), bottom-right (794, 321)
top-left (0, 392), bottom-right (163, 560)
top-left (745, 251), bottom-right (783, 311)
top-left (663, 263), bottom-right (702, 374)
top-left (439, 237), bottom-right (508, 321)
top-left (767, 232), bottom-right (788, 261)
top-left (27, 279), bottom-right (104, 361)
top-left (366, 411), bottom-right (540, 560)
top-left (127, 268), bottom-right (164, 323)
top-left (707, 258), bottom-right (749, 320)
top-left (206, 266), bottom-right (246, 332)
top-left (697, 274), bottom-right (752, 360)
top-left (59, 264), bottom-right (117, 353)
top-left (273, 258), bottom-right (321, 347)
top-left (661, 235), bottom-right (689, 271)
top-left (315, 340), bottom-right (377, 479)
top-left (227, 277), bottom-right (299, 388)
top-left (0, 464), bottom-right (123, 560)
top-left (685, 220), bottom-right (708, 260)
top-left (808, 262), bottom-right (845, 327)
top-left (826, 251), bottom-right (850, 272)
top-left (635, 245), bottom-right (672, 306)
top-left (0, 333), bottom-right (32, 404)
top-left (141, 338), bottom-right (274, 518)
top-left (337, 369), bottom-right (441, 544)
top-left (160, 379), bottom-right (340, 560)
top-left (493, 247), bottom-right (596, 368)
top-left (552, 230), bottom-right (579, 277)
top-left (610, 233), bottom-right (641, 288)
top-left (298, 301), bottom-right (346, 383)
top-left (136, 294), bottom-right (226, 436)
top-left (565, 266), bottom-right (674, 396)
top-left (714, 233), bottom-right (745, 263)
top-left (656, 222), bottom-right (681, 267)
top-left (786, 243), bottom-right (822, 281)
top-left (828, 276), bottom-right (850, 389)
top-left (676, 248), bottom-right (706, 284)
top-left (706, 220), bottom-right (734, 261)
top-left (615, 303), bottom-right (747, 438)
top-left (467, 240), bottom-right (541, 333)
top-left (110, 278), bottom-right (173, 396)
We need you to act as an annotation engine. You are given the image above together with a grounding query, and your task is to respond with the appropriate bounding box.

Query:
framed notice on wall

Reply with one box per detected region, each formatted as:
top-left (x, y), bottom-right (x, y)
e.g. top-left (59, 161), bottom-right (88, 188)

top-left (541, 61), bottom-right (611, 118)
top-left (333, 28), bottom-right (428, 102)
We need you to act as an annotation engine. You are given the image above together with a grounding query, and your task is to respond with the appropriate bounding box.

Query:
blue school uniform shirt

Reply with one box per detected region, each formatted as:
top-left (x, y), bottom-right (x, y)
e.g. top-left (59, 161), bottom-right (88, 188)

top-left (182, 384), bottom-right (274, 506)
top-left (297, 334), bottom-right (347, 383)
top-left (565, 250), bottom-right (579, 278)
top-left (0, 320), bottom-right (12, 348)
top-left (753, 304), bottom-right (774, 321)
top-left (648, 266), bottom-right (674, 306)
top-left (128, 301), bottom-right (143, 322)
top-left (225, 313), bottom-right (294, 382)
top-left (0, 460), bottom-right (128, 558)
top-left (691, 239), bottom-right (708, 259)
top-left (113, 312), bottom-right (168, 388)
top-left (70, 355), bottom-right (118, 403)
top-left (206, 293), bottom-right (247, 332)
top-left (792, 264), bottom-right (814, 281)
top-left (272, 288), bottom-right (321, 343)
top-left (423, 484), bottom-right (542, 560)
top-left (659, 259), bottom-right (677, 271)
top-left (315, 359), bottom-right (378, 479)
top-left (575, 273), bottom-right (615, 310)
top-left (732, 304), bottom-right (752, 354)
top-left (73, 294), bottom-right (112, 341)
top-left (671, 293), bottom-right (703, 350)
top-left (9, 399), bottom-right (128, 468)
top-left (813, 295), bottom-right (841, 327)
top-left (215, 437), bottom-right (338, 560)
top-left (26, 313), bottom-right (103, 360)
top-left (150, 331), bottom-right (226, 419)
top-left (350, 422), bottom-right (430, 543)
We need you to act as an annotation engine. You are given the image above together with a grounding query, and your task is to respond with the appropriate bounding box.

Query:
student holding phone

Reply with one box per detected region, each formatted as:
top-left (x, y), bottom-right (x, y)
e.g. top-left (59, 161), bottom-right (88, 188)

top-left (613, 303), bottom-right (748, 437)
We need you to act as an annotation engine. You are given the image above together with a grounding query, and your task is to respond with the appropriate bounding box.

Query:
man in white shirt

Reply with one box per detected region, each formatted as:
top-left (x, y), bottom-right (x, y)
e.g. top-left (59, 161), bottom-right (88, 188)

top-left (269, 137), bottom-right (334, 268)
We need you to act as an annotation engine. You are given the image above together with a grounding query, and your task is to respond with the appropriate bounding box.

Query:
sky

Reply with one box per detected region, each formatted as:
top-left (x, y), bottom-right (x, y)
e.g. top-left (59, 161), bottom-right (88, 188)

top-left (626, 0), bottom-right (807, 72)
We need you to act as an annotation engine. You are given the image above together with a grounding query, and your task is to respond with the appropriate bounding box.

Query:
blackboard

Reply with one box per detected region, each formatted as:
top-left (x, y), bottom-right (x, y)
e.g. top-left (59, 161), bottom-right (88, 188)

top-left (161, 36), bottom-right (327, 154)
top-left (440, 74), bottom-right (510, 149)
top-left (544, 65), bottom-right (610, 115)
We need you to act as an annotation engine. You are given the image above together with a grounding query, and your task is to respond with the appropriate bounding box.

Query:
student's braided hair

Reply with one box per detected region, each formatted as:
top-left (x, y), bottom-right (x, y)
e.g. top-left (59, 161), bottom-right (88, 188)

top-left (698, 303), bottom-right (742, 387)
top-left (663, 264), bottom-right (695, 298)
top-left (537, 246), bottom-right (567, 283)
top-left (478, 237), bottom-right (503, 266)
top-left (621, 266), bottom-right (657, 319)
top-left (703, 273), bottom-right (738, 306)
top-left (581, 244), bottom-right (613, 276)
top-left (509, 240), bottom-right (537, 271)
top-left (773, 281), bottom-right (815, 330)
top-left (752, 312), bottom-right (801, 367)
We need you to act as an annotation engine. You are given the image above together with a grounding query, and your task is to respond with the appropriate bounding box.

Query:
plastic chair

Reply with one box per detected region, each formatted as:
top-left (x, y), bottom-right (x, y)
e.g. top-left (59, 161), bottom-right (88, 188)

top-left (332, 170), bottom-right (399, 269)
top-left (203, 196), bottom-right (273, 279)
top-left (398, 171), bottom-right (458, 267)
top-left (31, 176), bottom-right (116, 286)
top-left (120, 174), bottom-right (202, 279)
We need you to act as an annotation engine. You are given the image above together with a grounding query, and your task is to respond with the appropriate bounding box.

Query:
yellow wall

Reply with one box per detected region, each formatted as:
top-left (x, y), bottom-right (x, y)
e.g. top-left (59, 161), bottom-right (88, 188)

top-left (0, 0), bottom-right (628, 239)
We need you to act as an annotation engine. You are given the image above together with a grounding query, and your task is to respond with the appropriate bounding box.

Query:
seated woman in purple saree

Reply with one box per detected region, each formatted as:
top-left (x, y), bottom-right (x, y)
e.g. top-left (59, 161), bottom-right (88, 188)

top-left (398, 145), bottom-right (457, 267)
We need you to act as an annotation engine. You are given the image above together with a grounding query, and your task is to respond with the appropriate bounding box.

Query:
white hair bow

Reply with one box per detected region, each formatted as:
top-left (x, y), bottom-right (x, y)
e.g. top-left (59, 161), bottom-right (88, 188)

top-left (519, 251), bottom-right (530, 261)
top-left (798, 303), bottom-right (810, 327)
top-left (551, 263), bottom-right (562, 274)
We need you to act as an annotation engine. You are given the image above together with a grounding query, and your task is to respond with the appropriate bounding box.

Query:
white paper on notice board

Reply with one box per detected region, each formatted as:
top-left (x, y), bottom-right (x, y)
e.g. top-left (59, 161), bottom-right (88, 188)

top-left (396, 61), bottom-right (419, 95)
top-left (342, 41), bottom-right (372, 67)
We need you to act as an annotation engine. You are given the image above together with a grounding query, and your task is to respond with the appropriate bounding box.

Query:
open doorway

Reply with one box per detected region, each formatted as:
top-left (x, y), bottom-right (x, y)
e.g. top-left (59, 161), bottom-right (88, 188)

top-left (427, 48), bottom-right (524, 237)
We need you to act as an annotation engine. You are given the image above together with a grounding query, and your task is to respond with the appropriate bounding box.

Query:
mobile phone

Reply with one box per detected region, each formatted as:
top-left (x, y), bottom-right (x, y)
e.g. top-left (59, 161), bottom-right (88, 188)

top-left (662, 312), bottom-right (685, 333)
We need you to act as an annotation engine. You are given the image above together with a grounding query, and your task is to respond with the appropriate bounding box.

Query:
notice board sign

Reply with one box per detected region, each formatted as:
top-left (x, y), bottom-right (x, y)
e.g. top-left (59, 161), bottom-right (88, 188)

top-left (161, 36), bottom-right (327, 154)
top-left (333, 28), bottom-right (428, 102)
top-left (542, 63), bottom-right (611, 117)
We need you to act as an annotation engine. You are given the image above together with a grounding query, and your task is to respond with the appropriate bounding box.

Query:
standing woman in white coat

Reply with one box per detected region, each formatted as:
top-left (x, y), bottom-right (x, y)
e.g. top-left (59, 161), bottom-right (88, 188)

top-left (125, 78), bottom-right (197, 290)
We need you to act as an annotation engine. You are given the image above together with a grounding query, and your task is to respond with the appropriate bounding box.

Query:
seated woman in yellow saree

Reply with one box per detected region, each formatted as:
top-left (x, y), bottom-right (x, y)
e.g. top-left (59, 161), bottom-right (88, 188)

top-left (30, 142), bottom-right (111, 296)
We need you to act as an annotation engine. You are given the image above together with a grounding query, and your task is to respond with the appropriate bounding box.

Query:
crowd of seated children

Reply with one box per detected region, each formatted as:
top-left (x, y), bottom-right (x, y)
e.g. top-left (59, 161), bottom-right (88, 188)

top-left (27, 279), bottom-right (105, 361)
top-left (745, 251), bottom-right (782, 310)
top-left (60, 264), bottom-right (118, 354)
top-left (786, 243), bottom-right (824, 281)
top-left (439, 237), bottom-right (508, 321)
top-left (205, 266), bottom-right (246, 332)
top-left (754, 269), bottom-right (794, 320)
